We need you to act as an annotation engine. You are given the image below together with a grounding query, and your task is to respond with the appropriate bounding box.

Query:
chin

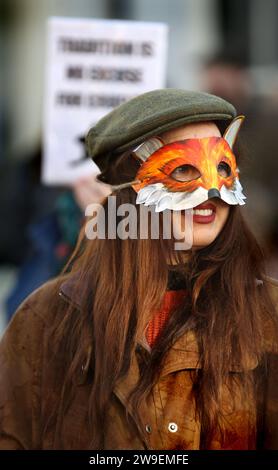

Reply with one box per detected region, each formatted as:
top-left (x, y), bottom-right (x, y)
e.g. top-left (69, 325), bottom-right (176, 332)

top-left (192, 231), bottom-right (219, 248)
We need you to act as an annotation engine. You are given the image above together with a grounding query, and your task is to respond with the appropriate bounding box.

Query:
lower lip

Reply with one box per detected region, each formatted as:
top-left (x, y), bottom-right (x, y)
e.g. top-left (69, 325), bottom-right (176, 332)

top-left (193, 211), bottom-right (216, 224)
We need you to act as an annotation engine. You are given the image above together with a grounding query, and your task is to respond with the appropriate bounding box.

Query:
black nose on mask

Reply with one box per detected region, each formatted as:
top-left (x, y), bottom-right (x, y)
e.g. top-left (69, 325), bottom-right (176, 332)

top-left (208, 188), bottom-right (221, 199)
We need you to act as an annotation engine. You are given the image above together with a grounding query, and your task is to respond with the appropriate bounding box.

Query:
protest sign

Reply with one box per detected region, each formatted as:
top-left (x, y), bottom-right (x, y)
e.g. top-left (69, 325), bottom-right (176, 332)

top-left (43, 17), bottom-right (168, 184)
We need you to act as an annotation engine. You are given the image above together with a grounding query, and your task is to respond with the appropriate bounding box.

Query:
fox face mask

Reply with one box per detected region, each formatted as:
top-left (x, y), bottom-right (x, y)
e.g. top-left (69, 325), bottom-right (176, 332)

top-left (111, 116), bottom-right (246, 212)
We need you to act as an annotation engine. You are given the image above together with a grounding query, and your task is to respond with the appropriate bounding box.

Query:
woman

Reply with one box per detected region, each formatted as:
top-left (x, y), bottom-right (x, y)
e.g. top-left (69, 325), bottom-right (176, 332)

top-left (0, 89), bottom-right (277, 450)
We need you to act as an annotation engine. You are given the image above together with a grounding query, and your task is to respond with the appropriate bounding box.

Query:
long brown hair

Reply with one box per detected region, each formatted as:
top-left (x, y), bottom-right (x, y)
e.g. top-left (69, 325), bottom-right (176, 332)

top-left (46, 148), bottom-right (278, 449)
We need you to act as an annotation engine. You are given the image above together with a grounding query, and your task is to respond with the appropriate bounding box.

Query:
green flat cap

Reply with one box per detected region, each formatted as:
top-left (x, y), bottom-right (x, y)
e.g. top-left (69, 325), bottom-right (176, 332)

top-left (86, 88), bottom-right (236, 170)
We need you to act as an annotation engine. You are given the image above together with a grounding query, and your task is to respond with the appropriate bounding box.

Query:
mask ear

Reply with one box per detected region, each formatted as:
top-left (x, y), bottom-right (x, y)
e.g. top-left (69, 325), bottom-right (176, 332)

top-left (133, 137), bottom-right (164, 162)
top-left (223, 115), bottom-right (245, 149)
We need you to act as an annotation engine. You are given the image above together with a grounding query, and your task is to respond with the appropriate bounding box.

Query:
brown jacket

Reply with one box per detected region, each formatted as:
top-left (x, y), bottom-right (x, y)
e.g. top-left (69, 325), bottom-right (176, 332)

top-left (0, 275), bottom-right (278, 450)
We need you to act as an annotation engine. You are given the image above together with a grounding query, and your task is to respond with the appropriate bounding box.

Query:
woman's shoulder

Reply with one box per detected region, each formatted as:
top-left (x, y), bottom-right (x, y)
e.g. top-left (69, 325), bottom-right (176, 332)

top-left (0, 275), bottom-right (76, 450)
top-left (2, 275), bottom-right (72, 339)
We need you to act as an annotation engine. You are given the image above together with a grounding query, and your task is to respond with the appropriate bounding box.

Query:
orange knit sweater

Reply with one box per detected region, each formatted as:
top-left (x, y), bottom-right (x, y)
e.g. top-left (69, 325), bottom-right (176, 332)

top-left (145, 290), bottom-right (187, 348)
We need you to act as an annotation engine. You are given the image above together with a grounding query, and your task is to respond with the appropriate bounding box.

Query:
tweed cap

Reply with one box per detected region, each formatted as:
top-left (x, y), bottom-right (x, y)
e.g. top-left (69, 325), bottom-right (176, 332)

top-left (86, 88), bottom-right (236, 170)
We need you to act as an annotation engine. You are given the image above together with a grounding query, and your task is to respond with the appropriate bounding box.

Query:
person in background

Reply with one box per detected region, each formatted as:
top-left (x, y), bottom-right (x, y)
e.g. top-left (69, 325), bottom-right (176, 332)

top-left (5, 149), bottom-right (108, 322)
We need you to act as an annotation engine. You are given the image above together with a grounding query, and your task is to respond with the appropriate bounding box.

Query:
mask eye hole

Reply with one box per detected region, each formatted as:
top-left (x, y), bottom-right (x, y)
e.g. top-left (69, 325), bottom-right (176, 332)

top-left (170, 164), bottom-right (201, 182)
top-left (217, 161), bottom-right (231, 178)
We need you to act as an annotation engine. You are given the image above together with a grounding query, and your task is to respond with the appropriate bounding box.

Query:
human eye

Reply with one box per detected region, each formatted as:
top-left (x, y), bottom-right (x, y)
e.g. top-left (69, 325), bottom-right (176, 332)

top-left (170, 164), bottom-right (201, 182)
top-left (217, 161), bottom-right (231, 178)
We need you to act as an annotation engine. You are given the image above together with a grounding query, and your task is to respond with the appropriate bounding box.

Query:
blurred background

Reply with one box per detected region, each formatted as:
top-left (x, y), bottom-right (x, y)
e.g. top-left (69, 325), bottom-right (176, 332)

top-left (1, 0), bottom-right (278, 334)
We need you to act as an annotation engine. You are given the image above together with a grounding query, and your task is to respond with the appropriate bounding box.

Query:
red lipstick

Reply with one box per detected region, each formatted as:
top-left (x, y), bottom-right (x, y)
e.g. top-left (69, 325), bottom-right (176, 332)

top-left (192, 202), bottom-right (216, 224)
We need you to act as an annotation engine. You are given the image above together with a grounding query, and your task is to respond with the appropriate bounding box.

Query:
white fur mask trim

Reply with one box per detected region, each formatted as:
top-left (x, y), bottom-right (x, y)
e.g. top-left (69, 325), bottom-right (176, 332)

top-left (136, 178), bottom-right (246, 212)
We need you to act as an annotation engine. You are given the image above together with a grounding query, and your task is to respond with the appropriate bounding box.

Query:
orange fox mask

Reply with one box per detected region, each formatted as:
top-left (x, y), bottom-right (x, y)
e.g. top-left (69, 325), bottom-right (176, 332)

top-left (111, 116), bottom-right (246, 212)
top-left (134, 137), bottom-right (238, 193)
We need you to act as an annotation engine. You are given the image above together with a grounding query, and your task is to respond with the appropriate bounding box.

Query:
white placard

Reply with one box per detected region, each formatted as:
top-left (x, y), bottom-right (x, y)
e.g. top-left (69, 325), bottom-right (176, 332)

top-left (42, 17), bottom-right (168, 185)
